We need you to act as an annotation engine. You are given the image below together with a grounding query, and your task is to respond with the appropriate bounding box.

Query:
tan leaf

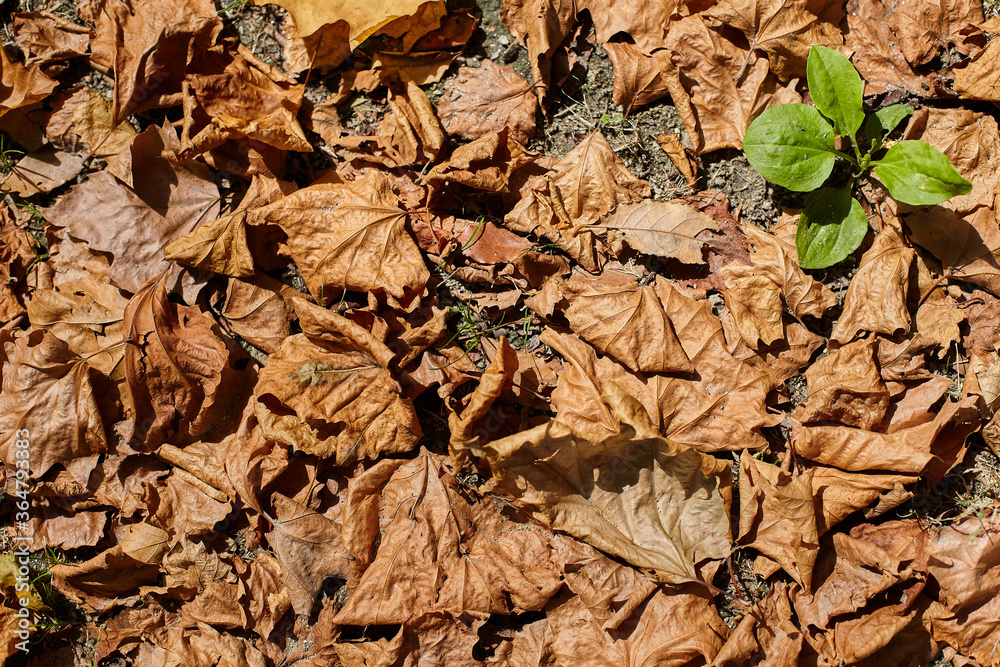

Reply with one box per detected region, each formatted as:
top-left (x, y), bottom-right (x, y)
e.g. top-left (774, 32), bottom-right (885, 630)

top-left (663, 15), bottom-right (802, 154)
top-left (255, 170), bottom-right (429, 299)
top-left (0, 42), bottom-right (57, 117)
top-left (68, 89), bottom-right (139, 158)
top-left (123, 276), bottom-right (230, 448)
top-left (437, 59), bottom-right (538, 144)
top-left (165, 175), bottom-right (292, 277)
top-left (481, 383), bottom-right (732, 584)
top-left (0, 330), bottom-right (106, 482)
top-left (49, 536), bottom-right (164, 614)
top-left (831, 225), bottom-right (914, 344)
top-left (739, 452), bottom-right (819, 588)
top-left (11, 11), bottom-right (90, 70)
top-left (505, 132), bottom-right (649, 271)
top-left (335, 449), bottom-right (562, 625)
top-left (728, 320), bottom-right (825, 383)
top-left (598, 200), bottom-right (721, 265)
top-left (0, 147), bottom-right (86, 196)
top-left (252, 0), bottom-right (429, 45)
top-left (448, 336), bottom-right (517, 466)
top-left (953, 35), bottom-right (1000, 101)
top-left (879, 0), bottom-right (984, 68)
top-left (656, 133), bottom-right (698, 190)
top-left (604, 42), bottom-right (671, 113)
top-left (219, 276), bottom-right (295, 355)
top-left (424, 128), bottom-right (539, 196)
top-left (800, 338), bottom-right (890, 430)
top-left (500, 0), bottom-right (576, 105)
top-left (810, 466), bottom-right (915, 534)
top-left (253, 299), bottom-right (421, 463)
top-left (844, 0), bottom-right (934, 96)
top-left (577, 0), bottom-right (677, 53)
top-left (722, 273), bottom-right (785, 350)
top-left (790, 397), bottom-right (979, 475)
top-left (267, 491), bottom-right (352, 616)
top-left (705, 0), bottom-right (844, 80)
top-left (916, 291), bottom-right (966, 355)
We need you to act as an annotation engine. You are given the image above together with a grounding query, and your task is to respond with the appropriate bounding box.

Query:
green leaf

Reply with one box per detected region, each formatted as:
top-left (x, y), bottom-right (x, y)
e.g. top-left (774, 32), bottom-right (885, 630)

top-left (872, 140), bottom-right (973, 205)
top-left (806, 45), bottom-right (865, 138)
top-left (863, 104), bottom-right (914, 151)
top-left (743, 104), bottom-right (837, 192)
top-left (796, 187), bottom-right (869, 269)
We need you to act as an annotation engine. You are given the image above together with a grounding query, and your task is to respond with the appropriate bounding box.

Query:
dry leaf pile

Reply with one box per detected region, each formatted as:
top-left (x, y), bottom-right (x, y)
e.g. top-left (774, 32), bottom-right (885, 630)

top-left (1, 0), bottom-right (1000, 665)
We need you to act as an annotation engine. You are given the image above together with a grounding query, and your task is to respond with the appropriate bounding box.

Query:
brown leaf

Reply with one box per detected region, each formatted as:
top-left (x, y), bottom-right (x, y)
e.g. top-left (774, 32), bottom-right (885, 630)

top-left (281, 19), bottom-right (352, 76)
top-left (57, 88), bottom-right (139, 159)
top-left (448, 336), bottom-right (518, 466)
top-left (0, 330), bottom-right (106, 482)
top-left (799, 338), bottom-right (890, 430)
top-left (705, 0), bottom-right (844, 80)
top-left (255, 170), bottom-right (429, 299)
top-left (87, 0), bottom-right (222, 123)
top-left (481, 383), bottom-right (731, 584)
top-left (545, 587), bottom-right (728, 666)
top-left (831, 225), bottom-right (914, 344)
top-left (0, 43), bottom-right (58, 116)
top-left (721, 273), bottom-right (785, 350)
top-left (844, 0), bottom-right (936, 97)
top-left (506, 132), bottom-right (649, 271)
top-left (165, 175), bottom-right (292, 277)
top-left (27, 505), bottom-right (107, 551)
top-left (501, 0), bottom-right (576, 105)
top-left (953, 34), bottom-right (1000, 101)
top-left (424, 128), bottom-right (539, 197)
top-left (335, 449), bottom-right (562, 625)
top-left (49, 523), bottom-right (167, 614)
top-left (252, 0), bottom-right (430, 44)
top-left (604, 42), bottom-right (670, 114)
top-left (880, 0), bottom-right (984, 68)
top-left (178, 42), bottom-right (311, 157)
top-left (739, 452), bottom-right (820, 588)
top-left (727, 320), bottom-right (825, 383)
top-left (663, 16), bottom-right (802, 154)
top-left (810, 466), bottom-right (915, 534)
top-left (656, 133), bottom-right (698, 190)
top-left (12, 12), bottom-right (90, 71)
top-left (598, 200), bottom-right (721, 265)
top-left (790, 397), bottom-right (979, 475)
top-left (123, 276), bottom-right (230, 448)
top-left (0, 147), bottom-right (86, 196)
top-left (437, 59), bottom-right (538, 144)
top-left (578, 0), bottom-right (676, 53)
top-left (218, 276), bottom-right (295, 355)
top-left (253, 299), bottom-right (421, 463)
top-left (266, 491), bottom-right (352, 616)
top-left (548, 278), bottom-right (693, 373)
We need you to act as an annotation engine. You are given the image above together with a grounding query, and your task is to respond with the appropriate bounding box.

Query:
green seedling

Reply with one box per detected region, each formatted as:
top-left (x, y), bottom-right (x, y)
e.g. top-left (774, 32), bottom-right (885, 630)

top-left (743, 45), bottom-right (971, 269)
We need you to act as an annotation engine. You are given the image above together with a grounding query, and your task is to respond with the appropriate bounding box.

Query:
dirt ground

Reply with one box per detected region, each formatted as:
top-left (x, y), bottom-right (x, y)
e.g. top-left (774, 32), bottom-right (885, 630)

top-left (3, 0), bottom-right (1000, 664)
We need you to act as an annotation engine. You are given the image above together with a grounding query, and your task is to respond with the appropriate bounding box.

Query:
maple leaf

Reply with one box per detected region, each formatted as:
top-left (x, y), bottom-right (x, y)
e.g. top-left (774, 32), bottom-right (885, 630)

top-left (254, 170), bottom-right (429, 299)
top-left (252, 0), bottom-right (431, 46)
top-left (437, 59), bottom-right (539, 144)
top-left (480, 382), bottom-right (732, 584)
top-left (705, 0), bottom-right (844, 80)
top-left (335, 449), bottom-right (562, 625)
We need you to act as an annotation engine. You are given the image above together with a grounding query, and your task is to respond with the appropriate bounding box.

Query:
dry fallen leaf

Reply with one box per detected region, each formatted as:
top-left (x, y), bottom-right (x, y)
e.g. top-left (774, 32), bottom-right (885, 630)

top-left (480, 383), bottom-right (732, 584)
top-left (253, 0), bottom-right (430, 45)
top-left (0, 43), bottom-right (58, 117)
top-left (437, 59), bottom-right (538, 144)
top-left (598, 199), bottom-right (721, 265)
top-left (254, 170), bottom-right (429, 299)
top-left (335, 449), bottom-right (562, 625)
top-left (799, 338), bottom-right (890, 430)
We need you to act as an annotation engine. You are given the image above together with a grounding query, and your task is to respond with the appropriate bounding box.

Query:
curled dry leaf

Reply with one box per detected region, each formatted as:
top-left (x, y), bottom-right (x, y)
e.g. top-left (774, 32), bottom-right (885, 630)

top-left (253, 299), bottom-right (421, 463)
top-left (506, 132), bottom-right (649, 271)
top-left (123, 276), bottom-right (230, 449)
top-left (831, 225), bottom-right (915, 344)
top-left (0, 44), bottom-right (58, 116)
top-left (662, 15), bottom-right (801, 154)
top-left (253, 0), bottom-right (429, 45)
top-left (603, 42), bottom-right (670, 114)
top-left (500, 0), bottom-right (576, 105)
top-left (548, 277), bottom-right (693, 374)
top-left (437, 59), bottom-right (538, 144)
top-left (481, 383), bottom-right (731, 584)
top-left (1, 147), bottom-right (86, 197)
top-left (267, 492), bottom-right (352, 616)
top-left (705, 0), bottom-right (844, 80)
top-left (11, 12), bottom-right (91, 71)
top-left (424, 128), bottom-right (538, 197)
top-left (255, 170), bottom-right (429, 299)
top-left (335, 449), bottom-right (563, 625)
top-left (799, 338), bottom-right (890, 430)
top-left (165, 175), bottom-right (292, 278)
top-left (738, 452), bottom-right (819, 589)
top-left (721, 273), bottom-right (785, 350)
top-left (0, 330), bottom-right (106, 483)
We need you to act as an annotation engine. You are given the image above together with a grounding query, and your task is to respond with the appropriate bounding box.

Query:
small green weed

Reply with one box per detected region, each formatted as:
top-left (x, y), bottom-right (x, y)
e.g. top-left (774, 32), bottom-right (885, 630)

top-left (743, 45), bottom-right (970, 269)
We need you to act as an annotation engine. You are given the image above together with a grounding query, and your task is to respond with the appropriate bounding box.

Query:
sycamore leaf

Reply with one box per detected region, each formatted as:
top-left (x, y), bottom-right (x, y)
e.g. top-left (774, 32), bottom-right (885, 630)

top-left (335, 449), bottom-right (562, 625)
top-left (598, 200), bottom-right (721, 265)
top-left (481, 383), bottom-right (732, 584)
top-left (252, 0), bottom-right (431, 45)
top-left (254, 171), bottom-right (429, 299)
top-left (437, 59), bottom-right (538, 144)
